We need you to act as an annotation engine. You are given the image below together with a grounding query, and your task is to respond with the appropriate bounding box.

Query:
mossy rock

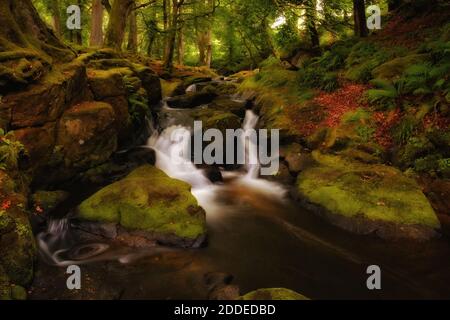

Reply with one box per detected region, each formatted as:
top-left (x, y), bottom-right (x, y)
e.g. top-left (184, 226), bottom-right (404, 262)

top-left (56, 101), bottom-right (118, 169)
top-left (296, 151), bottom-right (440, 240)
top-left (0, 265), bottom-right (12, 300)
top-left (191, 109), bottom-right (242, 133)
top-left (77, 165), bottom-right (207, 248)
top-left (372, 54), bottom-right (429, 80)
top-left (396, 136), bottom-right (435, 168)
top-left (87, 68), bottom-right (129, 99)
top-left (209, 97), bottom-right (247, 118)
top-left (0, 171), bottom-right (36, 288)
top-left (166, 88), bottom-right (218, 109)
top-left (31, 190), bottom-right (69, 214)
top-left (240, 288), bottom-right (309, 300)
top-left (12, 122), bottom-right (56, 168)
top-left (3, 62), bottom-right (88, 128)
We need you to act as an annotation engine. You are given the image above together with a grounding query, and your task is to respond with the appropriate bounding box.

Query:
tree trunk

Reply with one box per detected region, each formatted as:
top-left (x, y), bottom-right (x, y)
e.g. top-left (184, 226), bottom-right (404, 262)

top-left (205, 29), bottom-right (212, 68)
top-left (353, 0), bottom-right (368, 37)
top-left (127, 3), bottom-right (138, 52)
top-left (163, 0), bottom-right (180, 71)
top-left (105, 0), bottom-right (135, 50)
top-left (0, 0), bottom-right (74, 92)
top-left (306, 0), bottom-right (320, 50)
top-left (90, 0), bottom-right (104, 46)
top-left (50, 0), bottom-right (62, 36)
top-left (177, 26), bottom-right (185, 65)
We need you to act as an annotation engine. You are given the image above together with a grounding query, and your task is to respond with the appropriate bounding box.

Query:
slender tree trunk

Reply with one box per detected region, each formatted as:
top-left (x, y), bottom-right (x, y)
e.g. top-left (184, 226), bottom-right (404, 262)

top-left (353, 0), bottom-right (368, 37)
top-left (90, 0), bottom-right (104, 46)
top-left (262, 18), bottom-right (277, 57)
top-left (105, 0), bottom-right (135, 50)
top-left (177, 26), bottom-right (185, 65)
top-left (306, 0), bottom-right (320, 50)
top-left (164, 0), bottom-right (181, 71)
top-left (51, 0), bottom-right (61, 36)
top-left (127, 3), bottom-right (138, 52)
top-left (205, 29), bottom-right (212, 67)
top-left (226, 19), bottom-right (234, 65)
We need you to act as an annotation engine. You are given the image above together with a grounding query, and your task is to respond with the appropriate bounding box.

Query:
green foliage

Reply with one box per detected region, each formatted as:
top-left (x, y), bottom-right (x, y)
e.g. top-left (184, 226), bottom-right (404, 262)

top-left (123, 76), bottom-right (149, 128)
top-left (342, 108), bottom-right (371, 124)
top-left (393, 116), bottom-right (417, 145)
top-left (0, 131), bottom-right (25, 171)
top-left (365, 79), bottom-right (398, 109)
top-left (345, 42), bottom-right (389, 82)
top-left (355, 125), bottom-right (375, 143)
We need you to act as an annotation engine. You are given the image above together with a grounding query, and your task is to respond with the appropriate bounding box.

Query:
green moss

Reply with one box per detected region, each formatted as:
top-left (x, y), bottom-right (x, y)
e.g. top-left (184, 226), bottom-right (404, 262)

top-left (31, 190), bottom-right (68, 213)
top-left (10, 285), bottom-right (26, 300)
top-left (240, 288), bottom-right (309, 301)
top-left (297, 151), bottom-right (440, 229)
top-left (372, 54), bottom-right (428, 80)
top-left (0, 265), bottom-right (12, 300)
top-left (78, 165), bottom-right (206, 240)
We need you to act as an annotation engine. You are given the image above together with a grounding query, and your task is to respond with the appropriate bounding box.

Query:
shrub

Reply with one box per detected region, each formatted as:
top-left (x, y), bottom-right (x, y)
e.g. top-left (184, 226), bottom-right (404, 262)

top-left (365, 78), bottom-right (398, 109)
top-left (0, 129), bottom-right (26, 171)
top-left (355, 125), bottom-right (375, 143)
top-left (393, 116), bottom-right (417, 145)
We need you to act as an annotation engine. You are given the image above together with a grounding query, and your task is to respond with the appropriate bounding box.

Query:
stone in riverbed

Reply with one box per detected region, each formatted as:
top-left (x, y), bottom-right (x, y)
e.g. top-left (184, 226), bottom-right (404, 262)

top-left (166, 87), bottom-right (218, 109)
top-left (240, 288), bottom-right (309, 300)
top-left (77, 165), bottom-right (207, 248)
top-left (296, 151), bottom-right (441, 240)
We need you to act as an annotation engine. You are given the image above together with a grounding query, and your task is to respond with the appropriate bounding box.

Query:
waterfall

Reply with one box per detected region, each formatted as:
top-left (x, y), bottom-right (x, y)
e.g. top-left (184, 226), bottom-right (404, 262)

top-left (186, 84), bottom-right (197, 93)
top-left (147, 109), bottom-right (286, 217)
top-left (242, 110), bottom-right (260, 179)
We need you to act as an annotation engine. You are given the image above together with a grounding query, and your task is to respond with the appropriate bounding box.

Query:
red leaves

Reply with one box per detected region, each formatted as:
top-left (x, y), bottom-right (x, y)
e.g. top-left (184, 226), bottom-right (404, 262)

top-left (423, 113), bottom-right (450, 130)
top-left (35, 206), bottom-right (44, 214)
top-left (372, 109), bottom-right (401, 148)
top-left (313, 84), bottom-right (370, 128)
top-left (1, 200), bottom-right (11, 210)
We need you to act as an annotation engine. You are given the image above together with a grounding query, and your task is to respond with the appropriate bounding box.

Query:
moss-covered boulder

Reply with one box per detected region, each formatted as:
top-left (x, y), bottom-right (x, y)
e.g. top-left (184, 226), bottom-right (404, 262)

top-left (87, 68), bottom-right (127, 100)
top-left (240, 288), bottom-right (309, 300)
top-left (209, 97), bottom-right (248, 118)
top-left (3, 62), bottom-right (88, 128)
top-left (56, 101), bottom-right (117, 169)
top-left (372, 54), bottom-right (428, 80)
top-left (12, 122), bottom-right (56, 168)
top-left (296, 151), bottom-right (440, 240)
top-left (77, 165), bottom-right (207, 248)
top-left (192, 109), bottom-right (242, 133)
top-left (0, 171), bottom-right (36, 300)
top-left (166, 88), bottom-right (218, 109)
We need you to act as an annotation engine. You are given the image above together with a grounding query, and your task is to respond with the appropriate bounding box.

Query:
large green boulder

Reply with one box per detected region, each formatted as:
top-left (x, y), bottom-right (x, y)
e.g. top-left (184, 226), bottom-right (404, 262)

top-left (77, 165), bottom-right (207, 248)
top-left (296, 151), bottom-right (440, 240)
top-left (240, 288), bottom-right (309, 300)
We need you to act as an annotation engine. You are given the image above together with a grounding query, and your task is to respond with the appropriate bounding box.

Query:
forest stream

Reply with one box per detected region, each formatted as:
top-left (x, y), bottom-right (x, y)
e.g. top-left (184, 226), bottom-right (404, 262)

top-left (29, 82), bottom-right (450, 300)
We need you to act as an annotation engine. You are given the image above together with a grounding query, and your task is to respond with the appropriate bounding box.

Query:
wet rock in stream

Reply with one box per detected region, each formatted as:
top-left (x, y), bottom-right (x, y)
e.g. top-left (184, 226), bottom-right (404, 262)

top-left (76, 165), bottom-right (207, 249)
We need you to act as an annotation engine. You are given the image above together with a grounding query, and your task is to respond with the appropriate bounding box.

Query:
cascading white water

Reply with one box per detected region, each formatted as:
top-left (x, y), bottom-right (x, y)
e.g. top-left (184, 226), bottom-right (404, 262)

top-left (186, 84), bottom-right (197, 93)
top-left (147, 109), bottom-right (287, 219)
top-left (242, 110), bottom-right (260, 179)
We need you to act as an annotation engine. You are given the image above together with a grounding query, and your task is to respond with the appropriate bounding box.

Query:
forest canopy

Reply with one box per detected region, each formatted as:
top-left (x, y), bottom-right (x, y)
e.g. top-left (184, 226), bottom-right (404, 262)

top-left (29, 0), bottom-right (422, 73)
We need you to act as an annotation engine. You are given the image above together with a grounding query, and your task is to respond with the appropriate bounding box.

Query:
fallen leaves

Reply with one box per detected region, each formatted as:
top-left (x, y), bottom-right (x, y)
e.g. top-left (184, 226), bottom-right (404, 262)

top-left (314, 83), bottom-right (370, 128)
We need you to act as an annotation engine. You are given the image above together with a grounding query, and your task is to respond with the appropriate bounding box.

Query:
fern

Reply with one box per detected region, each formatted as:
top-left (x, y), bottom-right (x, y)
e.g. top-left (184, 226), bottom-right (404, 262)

top-left (366, 79), bottom-right (398, 109)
